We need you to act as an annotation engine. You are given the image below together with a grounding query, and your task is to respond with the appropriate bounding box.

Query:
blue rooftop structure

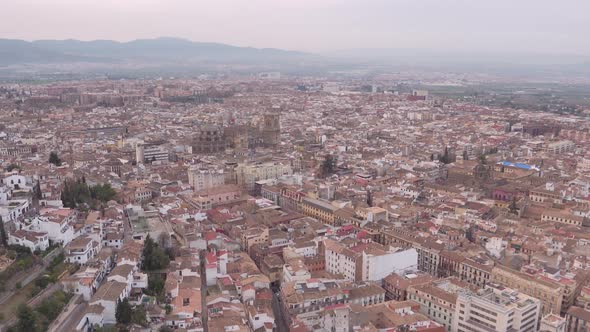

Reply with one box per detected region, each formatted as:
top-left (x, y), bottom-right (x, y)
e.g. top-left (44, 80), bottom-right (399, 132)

top-left (497, 161), bottom-right (539, 171)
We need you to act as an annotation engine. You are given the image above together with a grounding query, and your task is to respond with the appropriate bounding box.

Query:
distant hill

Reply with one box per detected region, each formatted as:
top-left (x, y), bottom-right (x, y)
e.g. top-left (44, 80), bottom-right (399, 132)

top-left (0, 37), bottom-right (312, 66)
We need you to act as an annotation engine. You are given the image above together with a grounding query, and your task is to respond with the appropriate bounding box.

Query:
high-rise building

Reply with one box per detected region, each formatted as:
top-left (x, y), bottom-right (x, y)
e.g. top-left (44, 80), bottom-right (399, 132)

top-left (454, 283), bottom-right (541, 332)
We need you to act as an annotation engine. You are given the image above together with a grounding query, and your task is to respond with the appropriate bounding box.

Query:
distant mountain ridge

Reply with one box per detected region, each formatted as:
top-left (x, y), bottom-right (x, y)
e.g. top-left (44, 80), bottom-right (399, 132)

top-left (0, 37), bottom-right (311, 65)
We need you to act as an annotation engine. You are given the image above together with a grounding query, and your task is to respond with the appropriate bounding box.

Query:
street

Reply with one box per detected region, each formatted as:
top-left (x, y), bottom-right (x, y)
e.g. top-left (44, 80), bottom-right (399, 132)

top-left (270, 284), bottom-right (288, 332)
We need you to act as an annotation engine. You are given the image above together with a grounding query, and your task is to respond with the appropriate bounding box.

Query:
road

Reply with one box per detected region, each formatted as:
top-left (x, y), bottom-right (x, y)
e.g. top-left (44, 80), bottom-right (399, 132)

top-left (0, 246), bottom-right (63, 305)
top-left (271, 284), bottom-right (288, 332)
top-left (199, 250), bottom-right (208, 332)
top-left (48, 295), bottom-right (85, 332)
top-left (0, 264), bottom-right (44, 305)
top-left (0, 281), bottom-right (64, 331)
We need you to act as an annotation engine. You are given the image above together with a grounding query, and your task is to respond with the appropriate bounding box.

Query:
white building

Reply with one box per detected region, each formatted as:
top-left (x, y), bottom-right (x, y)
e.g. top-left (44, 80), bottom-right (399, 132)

top-left (65, 236), bottom-right (100, 264)
top-left (137, 142), bottom-right (169, 163)
top-left (362, 247), bottom-right (418, 281)
top-left (31, 208), bottom-right (76, 245)
top-left (453, 284), bottom-right (541, 332)
top-left (8, 229), bottom-right (49, 252)
top-left (324, 239), bottom-right (417, 282)
top-left (88, 280), bottom-right (130, 324)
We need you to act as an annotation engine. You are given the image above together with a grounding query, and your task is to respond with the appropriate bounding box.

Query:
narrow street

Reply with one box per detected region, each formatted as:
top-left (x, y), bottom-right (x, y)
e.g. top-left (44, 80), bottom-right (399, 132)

top-left (270, 284), bottom-right (288, 332)
top-left (199, 250), bottom-right (208, 332)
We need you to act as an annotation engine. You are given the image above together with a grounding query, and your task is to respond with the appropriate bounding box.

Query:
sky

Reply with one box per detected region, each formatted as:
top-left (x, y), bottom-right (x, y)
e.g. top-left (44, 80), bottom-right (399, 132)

top-left (2, 0), bottom-right (589, 55)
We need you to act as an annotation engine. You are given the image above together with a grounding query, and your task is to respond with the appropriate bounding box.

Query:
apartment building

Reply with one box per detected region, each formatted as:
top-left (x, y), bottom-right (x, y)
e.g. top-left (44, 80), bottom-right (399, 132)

top-left (187, 166), bottom-right (225, 191)
top-left (491, 265), bottom-right (563, 316)
top-left (408, 278), bottom-right (473, 332)
top-left (235, 162), bottom-right (292, 192)
top-left (454, 283), bottom-right (541, 332)
top-left (324, 239), bottom-right (418, 282)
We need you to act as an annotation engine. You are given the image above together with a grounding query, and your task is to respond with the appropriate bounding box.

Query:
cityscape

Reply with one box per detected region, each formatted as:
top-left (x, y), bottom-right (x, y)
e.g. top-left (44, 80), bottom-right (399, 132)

top-left (1, 1), bottom-right (590, 332)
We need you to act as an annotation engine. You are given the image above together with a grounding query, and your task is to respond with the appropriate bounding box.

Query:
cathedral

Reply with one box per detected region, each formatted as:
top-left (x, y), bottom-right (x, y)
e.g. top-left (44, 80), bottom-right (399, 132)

top-left (192, 110), bottom-right (281, 155)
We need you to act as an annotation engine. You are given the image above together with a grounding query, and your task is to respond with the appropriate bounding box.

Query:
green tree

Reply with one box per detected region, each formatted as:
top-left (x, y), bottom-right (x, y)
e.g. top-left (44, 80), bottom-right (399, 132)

top-left (147, 273), bottom-right (165, 297)
top-left (508, 197), bottom-right (518, 215)
top-left (320, 154), bottom-right (337, 178)
top-left (6, 164), bottom-right (20, 172)
top-left (33, 180), bottom-right (42, 200)
top-left (116, 298), bottom-right (133, 325)
top-left (142, 235), bottom-right (170, 271)
top-left (0, 217), bottom-right (8, 247)
top-left (48, 151), bottom-right (62, 166)
top-left (439, 147), bottom-right (452, 164)
top-left (15, 304), bottom-right (36, 332)
top-left (131, 305), bottom-right (148, 327)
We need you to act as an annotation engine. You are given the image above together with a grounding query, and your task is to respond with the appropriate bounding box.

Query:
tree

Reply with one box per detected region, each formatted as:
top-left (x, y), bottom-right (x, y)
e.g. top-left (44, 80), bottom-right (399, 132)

top-left (465, 225), bottom-right (477, 243)
top-left (508, 197), bottom-right (518, 215)
top-left (142, 235), bottom-right (170, 271)
top-left (147, 273), bottom-right (165, 297)
top-left (15, 304), bottom-right (36, 332)
top-left (131, 305), bottom-right (148, 327)
top-left (116, 298), bottom-right (133, 325)
top-left (439, 147), bottom-right (451, 164)
top-left (0, 217), bottom-right (8, 248)
top-left (6, 164), bottom-right (20, 172)
top-left (48, 151), bottom-right (62, 166)
top-left (33, 180), bottom-right (42, 200)
top-left (478, 154), bottom-right (487, 165)
top-left (320, 154), bottom-right (337, 178)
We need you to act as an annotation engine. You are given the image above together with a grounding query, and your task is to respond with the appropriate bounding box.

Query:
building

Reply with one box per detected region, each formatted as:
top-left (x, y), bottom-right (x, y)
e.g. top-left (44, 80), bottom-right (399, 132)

top-left (280, 279), bottom-right (349, 328)
top-left (324, 239), bottom-right (418, 283)
top-left (540, 314), bottom-right (567, 332)
top-left (546, 140), bottom-right (575, 154)
top-left (235, 162), bottom-right (292, 193)
top-left (136, 142), bottom-right (169, 163)
top-left (65, 236), bottom-right (100, 264)
top-left (491, 265), bottom-right (563, 316)
top-left (300, 197), bottom-right (338, 225)
top-left (187, 185), bottom-right (241, 210)
top-left (193, 124), bottom-right (226, 154)
top-left (454, 283), bottom-right (541, 332)
top-left (566, 306), bottom-right (590, 332)
top-left (31, 208), bottom-right (76, 245)
top-left (188, 167), bottom-right (225, 191)
top-left (382, 272), bottom-right (436, 301)
top-left (261, 112), bottom-right (280, 147)
top-left (8, 229), bottom-right (49, 252)
top-left (408, 278), bottom-right (472, 332)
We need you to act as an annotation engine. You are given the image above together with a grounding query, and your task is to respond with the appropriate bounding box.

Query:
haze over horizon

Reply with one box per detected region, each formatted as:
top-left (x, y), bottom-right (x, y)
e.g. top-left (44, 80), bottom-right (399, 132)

top-left (3, 0), bottom-right (590, 56)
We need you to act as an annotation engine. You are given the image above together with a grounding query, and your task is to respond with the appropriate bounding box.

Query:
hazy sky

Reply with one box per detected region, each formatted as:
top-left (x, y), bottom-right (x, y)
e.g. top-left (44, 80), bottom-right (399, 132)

top-left (2, 0), bottom-right (589, 54)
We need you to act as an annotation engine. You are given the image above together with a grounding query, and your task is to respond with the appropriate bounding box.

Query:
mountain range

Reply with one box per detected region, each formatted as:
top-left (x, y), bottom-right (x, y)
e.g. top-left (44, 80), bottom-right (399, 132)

top-left (0, 37), bottom-right (312, 66)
